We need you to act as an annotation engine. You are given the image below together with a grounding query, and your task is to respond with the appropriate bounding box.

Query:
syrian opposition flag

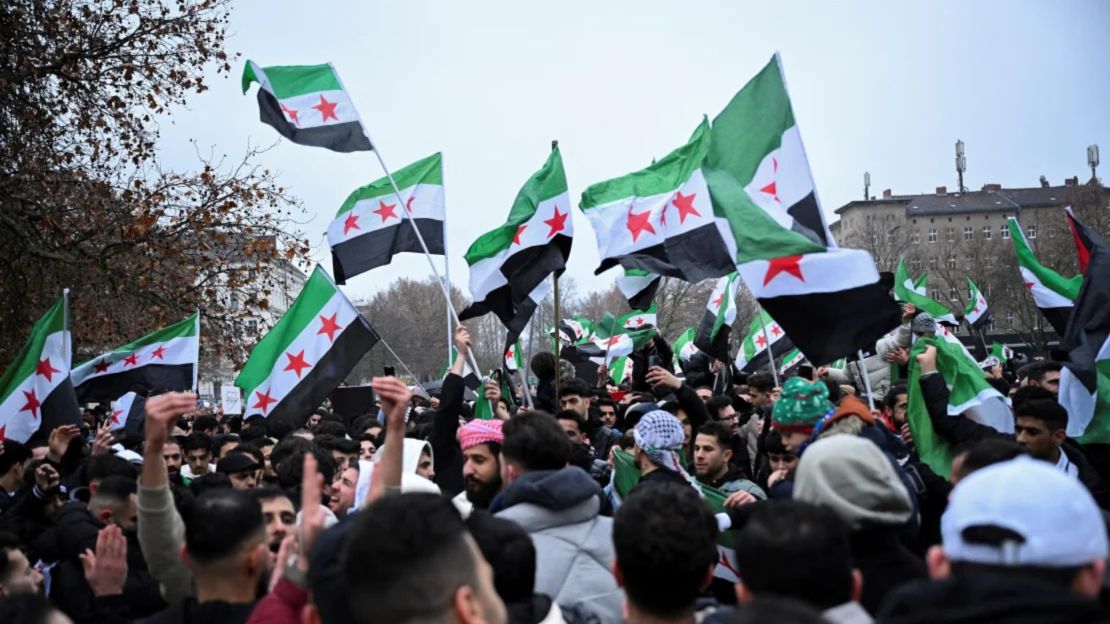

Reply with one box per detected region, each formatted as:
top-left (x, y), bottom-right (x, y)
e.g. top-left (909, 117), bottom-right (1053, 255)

top-left (893, 260), bottom-right (958, 325)
top-left (108, 391), bottom-right (146, 439)
top-left (913, 274), bottom-right (928, 297)
top-left (242, 61), bottom-right (372, 152)
top-left (504, 341), bottom-right (524, 373)
top-left (503, 281), bottom-right (550, 362)
top-left (906, 327), bottom-right (1013, 476)
top-left (673, 327), bottom-right (699, 371)
top-left (461, 148), bottom-right (572, 328)
top-left (71, 313), bottom-right (199, 403)
top-left (1008, 217), bottom-right (1080, 336)
top-left (581, 119), bottom-right (738, 282)
top-left (562, 328), bottom-right (655, 366)
top-left (1057, 212), bottom-right (1110, 444)
top-left (991, 342), bottom-right (1014, 365)
top-left (694, 273), bottom-right (738, 360)
top-left (735, 309), bottom-right (794, 374)
top-left (963, 278), bottom-right (990, 329)
top-left (620, 304), bottom-right (658, 330)
top-left (0, 295), bottom-right (79, 443)
top-left (608, 356), bottom-right (633, 385)
top-left (236, 266), bottom-right (379, 425)
top-left (618, 269), bottom-right (661, 311)
top-left (553, 316), bottom-right (595, 346)
top-left (778, 348), bottom-right (806, 377)
top-left (329, 153), bottom-right (444, 283)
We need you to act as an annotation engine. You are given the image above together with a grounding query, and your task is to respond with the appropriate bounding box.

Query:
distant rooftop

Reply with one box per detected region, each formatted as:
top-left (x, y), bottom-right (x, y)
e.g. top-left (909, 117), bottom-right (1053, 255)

top-left (834, 178), bottom-right (1091, 216)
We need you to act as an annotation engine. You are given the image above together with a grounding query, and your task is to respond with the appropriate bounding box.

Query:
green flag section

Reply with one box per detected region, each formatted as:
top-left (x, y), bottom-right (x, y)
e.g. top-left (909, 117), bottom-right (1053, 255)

top-left (1008, 217), bottom-right (1081, 336)
top-left (990, 342), bottom-right (1013, 365)
top-left (893, 260), bottom-right (957, 325)
top-left (703, 54), bottom-right (831, 264)
top-left (963, 278), bottom-right (990, 329)
top-left (608, 356), bottom-right (633, 385)
top-left (906, 331), bottom-right (1014, 476)
top-left (610, 449), bottom-right (739, 581)
top-left (0, 295), bottom-right (79, 442)
top-left (673, 327), bottom-right (698, 371)
top-left (694, 273), bottom-right (738, 360)
top-left (328, 153), bottom-right (445, 283)
top-left (562, 327), bottom-right (655, 366)
top-left (242, 61), bottom-right (371, 152)
top-left (71, 313), bottom-right (200, 403)
top-left (617, 268), bottom-right (661, 311)
top-left (620, 304), bottom-right (657, 330)
top-left (236, 266), bottom-right (379, 425)
top-left (913, 274), bottom-right (927, 297)
top-left (461, 148), bottom-right (572, 330)
top-left (1057, 213), bottom-right (1110, 444)
top-left (581, 119), bottom-right (737, 282)
top-left (736, 309), bottom-right (794, 374)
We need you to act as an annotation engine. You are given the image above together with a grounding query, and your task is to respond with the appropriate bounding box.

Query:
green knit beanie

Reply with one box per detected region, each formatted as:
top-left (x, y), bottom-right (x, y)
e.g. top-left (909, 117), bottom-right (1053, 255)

top-left (771, 377), bottom-right (833, 433)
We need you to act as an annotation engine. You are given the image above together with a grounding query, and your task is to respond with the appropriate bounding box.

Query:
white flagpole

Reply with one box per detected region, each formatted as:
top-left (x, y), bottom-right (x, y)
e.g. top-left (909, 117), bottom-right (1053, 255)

top-left (856, 349), bottom-right (876, 412)
top-left (378, 335), bottom-right (429, 399)
top-left (441, 156), bottom-right (455, 372)
top-left (757, 305), bottom-right (781, 388)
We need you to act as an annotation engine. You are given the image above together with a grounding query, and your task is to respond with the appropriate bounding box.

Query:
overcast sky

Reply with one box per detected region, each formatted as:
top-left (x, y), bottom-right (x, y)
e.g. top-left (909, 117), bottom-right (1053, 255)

top-left (157, 0), bottom-right (1110, 303)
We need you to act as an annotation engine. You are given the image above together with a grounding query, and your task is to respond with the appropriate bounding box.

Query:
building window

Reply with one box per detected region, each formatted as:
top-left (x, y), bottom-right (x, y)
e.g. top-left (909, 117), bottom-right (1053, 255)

top-left (985, 256), bottom-right (995, 269)
top-left (1048, 226), bottom-right (1056, 238)
top-left (1027, 224), bottom-right (1037, 239)
top-left (947, 256), bottom-right (956, 269)
top-left (1001, 226), bottom-right (1010, 240)
top-left (964, 255), bottom-right (972, 269)
top-left (946, 227), bottom-right (955, 243)
top-left (887, 230), bottom-right (897, 244)
top-left (929, 257), bottom-right (938, 270)
top-left (910, 230), bottom-right (920, 244)
top-left (949, 287), bottom-right (959, 302)
top-left (983, 226), bottom-right (992, 239)
top-left (964, 226), bottom-right (973, 240)
top-left (931, 287), bottom-right (941, 301)
top-left (1005, 312), bottom-right (1015, 329)
top-left (247, 320), bottom-right (258, 336)
top-left (911, 258), bottom-right (922, 272)
top-left (928, 228), bottom-right (937, 243)
top-left (229, 293), bottom-right (240, 311)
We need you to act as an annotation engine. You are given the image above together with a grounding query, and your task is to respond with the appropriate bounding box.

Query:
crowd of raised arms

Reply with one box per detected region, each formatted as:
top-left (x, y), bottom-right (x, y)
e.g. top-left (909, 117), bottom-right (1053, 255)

top-left (0, 307), bottom-right (1107, 624)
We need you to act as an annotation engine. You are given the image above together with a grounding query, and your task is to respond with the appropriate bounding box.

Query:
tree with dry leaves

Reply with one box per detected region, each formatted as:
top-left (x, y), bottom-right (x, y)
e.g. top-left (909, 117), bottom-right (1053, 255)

top-left (0, 0), bottom-right (310, 367)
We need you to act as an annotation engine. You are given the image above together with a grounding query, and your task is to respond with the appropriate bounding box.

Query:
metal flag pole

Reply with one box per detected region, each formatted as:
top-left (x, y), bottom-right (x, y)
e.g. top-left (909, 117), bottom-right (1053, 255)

top-left (509, 331), bottom-right (535, 409)
top-left (550, 139), bottom-right (562, 402)
top-left (378, 335), bottom-right (429, 399)
top-left (441, 154), bottom-right (455, 372)
top-left (856, 349), bottom-right (876, 412)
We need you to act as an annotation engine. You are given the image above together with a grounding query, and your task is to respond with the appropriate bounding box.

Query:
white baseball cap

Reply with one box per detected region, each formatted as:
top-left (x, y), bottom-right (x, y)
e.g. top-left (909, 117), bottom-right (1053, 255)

top-left (943, 456), bottom-right (1108, 567)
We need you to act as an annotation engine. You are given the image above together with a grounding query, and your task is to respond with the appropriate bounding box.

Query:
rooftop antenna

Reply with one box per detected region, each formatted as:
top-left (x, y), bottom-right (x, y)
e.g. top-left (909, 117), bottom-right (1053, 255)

top-left (955, 139), bottom-right (967, 193)
top-left (864, 171), bottom-right (871, 201)
top-left (1089, 144), bottom-right (1100, 183)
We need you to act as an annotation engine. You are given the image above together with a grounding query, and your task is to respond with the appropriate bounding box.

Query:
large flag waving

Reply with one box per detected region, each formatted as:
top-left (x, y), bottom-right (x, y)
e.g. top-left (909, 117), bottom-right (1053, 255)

top-left (1008, 217), bottom-right (1080, 336)
top-left (694, 273), bottom-right (738, 360)
top-left (0, 295), bottom-right (79, 442)
top-left (329, 153), bottom-right (445, 283)
top-left (893, 260), bottom-right (957, 325)
top-left (707, 55), bottom-right (900, 366)
top-left (562, 327), bottom-right (655, 366)
top-left (71, 313), bottom-right (199, 403)
top-left (580, 119), bottom-right (737, 282)
top-left (735, 309), bottom-right (795, 374)
top-left (241, 61), bottom-right (372, 152)
top-left (617, 269), bottom-right (661, 311)
top-left (236, 266), bottom-right (379, 425)
top-left (963, 277), bottom-right (990, 329)
top-left (1057, 212), bottom-right (1110, 444)
top-left (460, 147), bottom-right (572, 327)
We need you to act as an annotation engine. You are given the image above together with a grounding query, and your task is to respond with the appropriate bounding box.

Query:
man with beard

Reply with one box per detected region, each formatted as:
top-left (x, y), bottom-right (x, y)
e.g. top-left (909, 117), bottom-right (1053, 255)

top-left (452, 419), bottom-right (505, 518)
top-left (250, 488), bottom-right (295, 554)
top-left (329, 464), bottom-right (359, 519)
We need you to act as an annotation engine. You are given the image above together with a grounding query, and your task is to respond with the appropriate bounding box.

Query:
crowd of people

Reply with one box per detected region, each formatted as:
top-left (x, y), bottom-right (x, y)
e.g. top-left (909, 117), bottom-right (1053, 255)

top-left (0, 306), bottom-right (1108, 624)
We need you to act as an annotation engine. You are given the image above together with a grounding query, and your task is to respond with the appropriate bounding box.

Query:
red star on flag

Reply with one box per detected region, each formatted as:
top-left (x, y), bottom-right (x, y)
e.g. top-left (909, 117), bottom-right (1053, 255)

top-left (312, 95), bottom-right (339, 122)
top-left (972, 305), bottom-right (980, 313)
top-left (755, 335), bottom-right (768, 347)
top-left (712, 293), bottom-right (725, 310)
top-left (635, 317), bottom-right (645, 326)
top-left (150, 346), bottom-right (167, 360)
top-left (771, 325), bottom-right (782, 337)
top-left (543, 206), bottom-right (568, 238)
top-left (36, 358), bottom-right (60, 382)
top-left (253, 388), bottom-right (276, 414)
top-left (343, 213), bottom-right (361, 235)
top-left (110, 409), bottom-right (123, 427)
top-left (372, 201), bottom-right (397, 222)
top-left (122, 353), bottom-right (139, 367)
top-left (763, 255), bottom-right (805, 286)
top-left (759, 157), bottom-right (781, 203)
top-left (280, 104), bottom-right (299, 126)
top-left (283, 350), bottom-right (312, 378)
top-left (671, 191), bottom-right (701, 224)
top-left (1024, 282), bottom-right (1035, 290)
top-left (20, 390), bottom-right (41, 419)
top-left (605, 336), bottom-right (624, 347)
top-left (94, 359), bottom-right (110, 374)
top-left (317, 313), bottom-right (343, 342)
top-left (405, 196), bottom-right (415, 213)
top-left (627, 207), bottom-right (656, 242)
top-left (513, 224), bottom-right (527, 245)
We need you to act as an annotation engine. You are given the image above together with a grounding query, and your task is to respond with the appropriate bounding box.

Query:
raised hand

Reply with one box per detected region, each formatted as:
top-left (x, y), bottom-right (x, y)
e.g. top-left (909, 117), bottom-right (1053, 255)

top-left (47, 424), bottom-right (81, 463)
top-left (79, 524), bottom-right (128, 597)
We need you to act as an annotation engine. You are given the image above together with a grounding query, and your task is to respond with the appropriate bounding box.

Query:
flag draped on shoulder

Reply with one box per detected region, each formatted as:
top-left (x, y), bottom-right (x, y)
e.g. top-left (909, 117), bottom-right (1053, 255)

top-left (706, 55), bottom-right (901, 366)
top-left (461, 148), bottom-right (572, 327)
top-left (735, 309), bottom-right (794, 374)
top-left (329, 153), bottom-right (445, 283)
top-left (617, 268), bottom-right (661, 311)
top-left (906, 329), bottom-right (1013, 476)
top-left (72, 313), bottom-right (200, 403)
top-left (0, 295), bottom-right (79, 442)
top-left (694, 273), bottom-right (738, 360)
top-left (963, 277), bottom-right (990, 329)
top-left (236, 266), bottom-right (379, 425)
top-left (242, 61), bottom-right (372, 152)
top-left (581, 119), bottom-right (738, 282)
top-left (1057, 212), bottom-right (1110, 444)
top-left (893, 260), bottom-right (957, 325)
top-left (1008, 217), bottom-right (1080, 336)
